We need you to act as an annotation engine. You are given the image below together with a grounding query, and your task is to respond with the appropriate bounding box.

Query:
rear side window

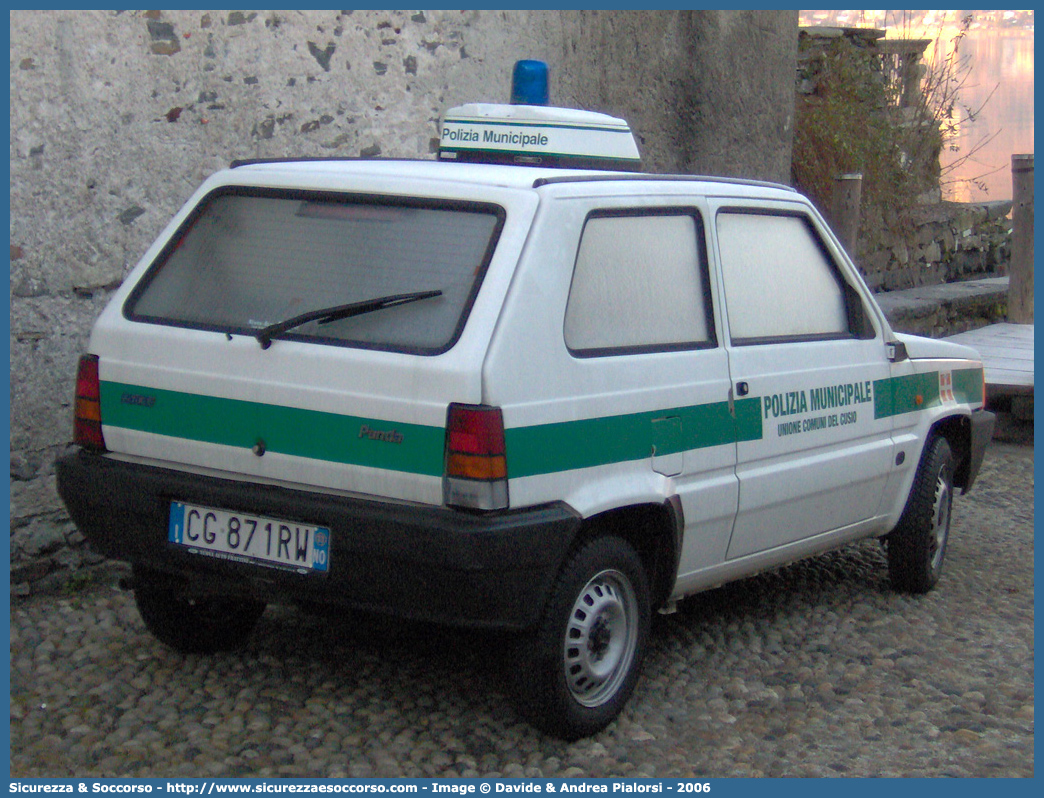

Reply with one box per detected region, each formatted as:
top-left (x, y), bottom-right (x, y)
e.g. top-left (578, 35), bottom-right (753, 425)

top-left (125, 189), bottom-right (504, 355)
top-left (564, 210), bottom-right (715, 357)
top-left (716, 211), bottom-right (865, 345)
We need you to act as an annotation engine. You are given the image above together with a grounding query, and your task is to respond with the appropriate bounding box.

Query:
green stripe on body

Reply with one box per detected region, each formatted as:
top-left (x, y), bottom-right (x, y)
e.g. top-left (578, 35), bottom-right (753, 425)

top-left (504, 397), bottom-right (762, 478)
top-left (101, 382), bottom-right (762, 480)
top-left (101, 381), bottom-right (445, 476)
top-left (873, 367), bottom-right (984, 419)
top-left (952, 367), bottom-right (985, 404)
top-left (101, 368), bottom-right (981, 482)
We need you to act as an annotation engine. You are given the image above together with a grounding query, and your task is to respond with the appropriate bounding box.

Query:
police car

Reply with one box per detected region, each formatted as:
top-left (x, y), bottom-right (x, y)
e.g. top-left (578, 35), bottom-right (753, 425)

top-left (57, 61), bottom-right (995, 739)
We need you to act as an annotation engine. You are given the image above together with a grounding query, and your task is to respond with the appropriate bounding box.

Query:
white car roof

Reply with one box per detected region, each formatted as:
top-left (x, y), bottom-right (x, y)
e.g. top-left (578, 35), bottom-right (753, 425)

top-left (226, 158), bottom-right (601, 190)
top-left (221, 158), bottom-right (798, 198)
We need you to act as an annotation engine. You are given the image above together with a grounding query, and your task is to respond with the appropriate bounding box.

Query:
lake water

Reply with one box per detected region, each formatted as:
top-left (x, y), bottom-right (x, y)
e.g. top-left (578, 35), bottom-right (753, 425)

top-left (940, 26), bottom-right (1035, 202)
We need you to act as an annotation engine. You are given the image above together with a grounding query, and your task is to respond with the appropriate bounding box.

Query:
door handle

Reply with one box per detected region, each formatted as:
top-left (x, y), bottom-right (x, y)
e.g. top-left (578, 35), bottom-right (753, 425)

top-left (736, 381), bottom-right (750, 397)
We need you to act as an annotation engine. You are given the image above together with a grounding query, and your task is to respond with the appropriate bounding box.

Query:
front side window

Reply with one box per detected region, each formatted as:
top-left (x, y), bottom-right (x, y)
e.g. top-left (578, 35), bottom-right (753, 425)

top-left (125, 189), bottom-right (504, 354)
top-left (717, 211), bottom-right (860, 345)
top-left (564, 210), bottom-right (715, 356)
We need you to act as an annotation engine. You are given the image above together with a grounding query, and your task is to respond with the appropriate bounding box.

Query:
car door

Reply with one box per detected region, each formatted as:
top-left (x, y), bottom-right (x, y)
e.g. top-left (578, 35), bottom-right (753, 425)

top-left (487, 193), bottom-right (741, 581)
top-left (711, 201), bottom-right (894, 559)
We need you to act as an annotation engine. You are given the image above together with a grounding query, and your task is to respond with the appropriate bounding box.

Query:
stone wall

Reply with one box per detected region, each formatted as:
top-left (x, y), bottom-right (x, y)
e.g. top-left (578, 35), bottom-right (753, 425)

top-left (557, 10), bottom-right (798, 180)
top-left (857, 200), bottom-right (1013, 292)
top-left (9, 9), bottom-right (798, 589)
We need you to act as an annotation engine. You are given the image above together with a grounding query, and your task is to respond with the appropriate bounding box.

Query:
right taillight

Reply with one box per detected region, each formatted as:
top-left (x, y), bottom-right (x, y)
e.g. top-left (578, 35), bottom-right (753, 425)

top-left (73, 354), bottom-right (107, 451)
top-left (443, 403), bottom-right (508, 510)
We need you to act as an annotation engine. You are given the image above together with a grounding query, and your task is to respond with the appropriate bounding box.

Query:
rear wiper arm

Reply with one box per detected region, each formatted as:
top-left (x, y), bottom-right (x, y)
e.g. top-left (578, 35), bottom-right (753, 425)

top-left (255, 289), bottom-right (442, 349)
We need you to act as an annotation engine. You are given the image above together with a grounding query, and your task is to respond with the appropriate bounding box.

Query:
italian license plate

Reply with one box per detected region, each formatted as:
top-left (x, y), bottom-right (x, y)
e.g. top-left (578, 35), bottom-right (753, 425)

top-left (168, 501), bottom-right (330, 574)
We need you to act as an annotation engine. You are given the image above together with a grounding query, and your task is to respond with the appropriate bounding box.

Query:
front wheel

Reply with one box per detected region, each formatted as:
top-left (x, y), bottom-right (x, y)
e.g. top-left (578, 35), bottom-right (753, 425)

top-left (512, 537), bottom-right (651, 740)
top-left (134, 573), bottom-right (266, 654)
top-left (888, 435), bottom-right (955, 594)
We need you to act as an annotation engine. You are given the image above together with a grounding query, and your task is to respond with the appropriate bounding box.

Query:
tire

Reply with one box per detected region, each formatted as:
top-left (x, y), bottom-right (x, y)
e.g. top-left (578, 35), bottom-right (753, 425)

top-left (134, 575), bottom-right (266, 654)
top-left (888, 435), bottom-right (955, 594)
top-left (512, 536), bottom-right (651, 740)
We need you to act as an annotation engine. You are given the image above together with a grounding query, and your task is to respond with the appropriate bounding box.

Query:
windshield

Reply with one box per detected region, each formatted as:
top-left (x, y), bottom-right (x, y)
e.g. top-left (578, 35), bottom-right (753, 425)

top-left (125, 188), bottom-right (505, 354)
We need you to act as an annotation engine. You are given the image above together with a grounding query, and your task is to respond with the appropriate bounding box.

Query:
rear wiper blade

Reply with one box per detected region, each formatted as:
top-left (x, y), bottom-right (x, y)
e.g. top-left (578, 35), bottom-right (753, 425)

top-left (255, 289), bottom-right (442, 349)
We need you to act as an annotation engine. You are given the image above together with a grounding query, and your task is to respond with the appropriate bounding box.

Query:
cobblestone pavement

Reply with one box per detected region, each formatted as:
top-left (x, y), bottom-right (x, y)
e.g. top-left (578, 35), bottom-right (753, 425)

top-left (10, 441), bottom-right (1033, 779)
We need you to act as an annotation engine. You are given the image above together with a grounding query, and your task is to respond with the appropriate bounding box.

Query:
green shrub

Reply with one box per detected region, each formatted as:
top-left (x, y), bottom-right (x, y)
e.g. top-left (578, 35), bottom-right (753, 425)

top-left (792, 35), bottom-right (943, 246)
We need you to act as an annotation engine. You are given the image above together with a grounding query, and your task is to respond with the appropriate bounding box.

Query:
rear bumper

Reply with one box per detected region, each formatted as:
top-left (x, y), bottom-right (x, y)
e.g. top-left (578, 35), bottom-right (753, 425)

top-left (56, 448), bottom-right (581, 630)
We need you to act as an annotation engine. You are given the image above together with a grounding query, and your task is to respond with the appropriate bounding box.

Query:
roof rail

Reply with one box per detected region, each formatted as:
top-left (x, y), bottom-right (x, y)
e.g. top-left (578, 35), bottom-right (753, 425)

top-left (229, 156), bottom-right (428, 169)
top-left (531, 173), bottom-right (796, 191)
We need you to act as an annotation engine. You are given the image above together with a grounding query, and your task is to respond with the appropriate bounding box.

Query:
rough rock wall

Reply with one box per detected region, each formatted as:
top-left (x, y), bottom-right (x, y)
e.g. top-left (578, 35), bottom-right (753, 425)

top-left (858, 201), bottom-right (1013, 292)
top-left (9, 9), bottom-right (798, 584)
top-left (548, 10), bottom-right (798, 179)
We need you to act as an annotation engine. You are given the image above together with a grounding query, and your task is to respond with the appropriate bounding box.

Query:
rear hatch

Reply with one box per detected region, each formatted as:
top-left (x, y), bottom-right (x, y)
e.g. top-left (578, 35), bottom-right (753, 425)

top-left (86, 164), bottom-right (537, 507)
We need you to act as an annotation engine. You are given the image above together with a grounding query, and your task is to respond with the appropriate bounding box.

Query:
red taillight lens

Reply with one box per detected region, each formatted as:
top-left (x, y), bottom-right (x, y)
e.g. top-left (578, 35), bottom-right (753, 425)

top-left (444, 404), bottom-right (509, 510)
top-left (73, 354), bottom-right (107, 451)
top-left (446, 404), bottom-right (507, 479)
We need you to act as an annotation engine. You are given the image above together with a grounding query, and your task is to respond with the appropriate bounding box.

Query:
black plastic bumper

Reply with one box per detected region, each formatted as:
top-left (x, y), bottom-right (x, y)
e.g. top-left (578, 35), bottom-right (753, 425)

top-left (963, 409), bottom-right (996, 493)
top-left (56, 449), bottom-right (582, 630)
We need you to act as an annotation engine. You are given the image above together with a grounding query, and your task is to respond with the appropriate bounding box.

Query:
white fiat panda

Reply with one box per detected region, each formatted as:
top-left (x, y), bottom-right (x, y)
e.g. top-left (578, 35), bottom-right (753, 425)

top-left (57, 62), bottom-right (994, 739)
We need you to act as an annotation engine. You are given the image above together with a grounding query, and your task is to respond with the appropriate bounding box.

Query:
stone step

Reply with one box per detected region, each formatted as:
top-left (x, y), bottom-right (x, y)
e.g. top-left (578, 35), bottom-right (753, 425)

top-left (873, 276), bottom-right (1009, 338)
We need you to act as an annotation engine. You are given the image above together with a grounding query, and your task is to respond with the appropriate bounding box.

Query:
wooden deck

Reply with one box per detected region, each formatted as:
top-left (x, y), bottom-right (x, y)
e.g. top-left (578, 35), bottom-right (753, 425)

top-left (945, 323), bottom-right (1034, 397)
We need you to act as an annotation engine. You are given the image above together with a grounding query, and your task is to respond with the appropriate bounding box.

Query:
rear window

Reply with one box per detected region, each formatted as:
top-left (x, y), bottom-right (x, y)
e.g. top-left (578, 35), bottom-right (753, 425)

top-left (125, 188), bottom-right (505, 354)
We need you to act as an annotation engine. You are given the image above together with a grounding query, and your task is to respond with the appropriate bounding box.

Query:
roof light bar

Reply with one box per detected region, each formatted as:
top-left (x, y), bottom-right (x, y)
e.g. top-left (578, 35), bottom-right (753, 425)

top-left (438, 59), bottom-right (641, 171)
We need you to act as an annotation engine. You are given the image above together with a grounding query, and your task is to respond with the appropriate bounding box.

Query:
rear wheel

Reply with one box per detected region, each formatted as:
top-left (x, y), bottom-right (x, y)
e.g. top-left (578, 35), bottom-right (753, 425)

top-left (888, 435), bottom-right (955, 594)
top-left (134, 573), bottom-right (266, 654)
top-left (512, 536), bottom-right (650, 740)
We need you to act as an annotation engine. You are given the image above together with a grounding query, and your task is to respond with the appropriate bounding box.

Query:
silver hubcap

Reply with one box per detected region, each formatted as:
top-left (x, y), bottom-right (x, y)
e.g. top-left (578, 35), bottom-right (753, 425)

top-left (929, 466), bottom-right (952, 573)
top-left (563, 569), bottom-right (638, 707)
